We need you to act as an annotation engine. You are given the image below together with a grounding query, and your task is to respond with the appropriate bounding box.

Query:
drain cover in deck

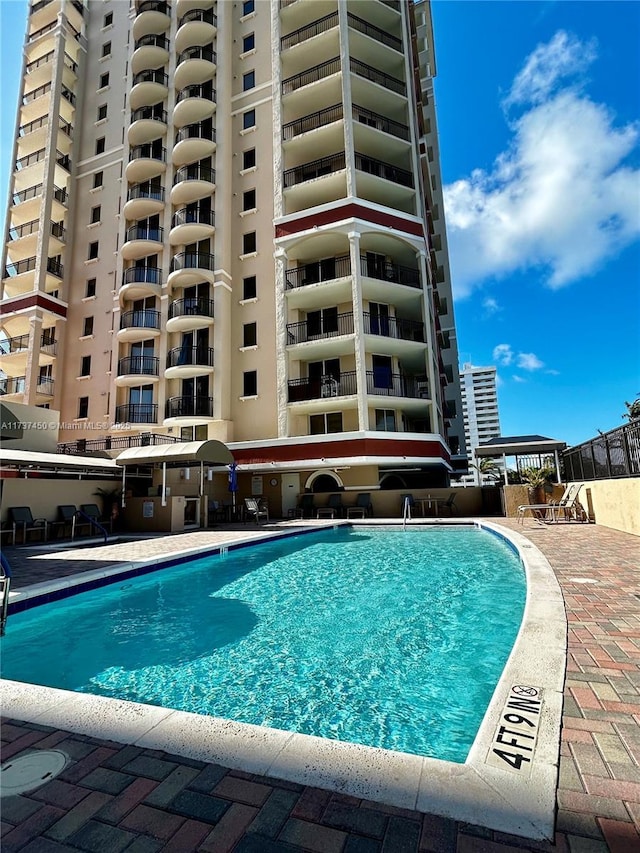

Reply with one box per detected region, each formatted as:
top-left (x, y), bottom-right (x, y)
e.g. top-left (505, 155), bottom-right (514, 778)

top-left (1, 750), bottom-right (68, 796)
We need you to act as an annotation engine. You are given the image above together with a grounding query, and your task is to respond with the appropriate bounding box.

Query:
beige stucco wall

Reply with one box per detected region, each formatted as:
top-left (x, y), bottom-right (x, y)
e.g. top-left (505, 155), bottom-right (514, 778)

top-left (0, 478), bottom-right (121, 525)
top-left (569, 479), bottom-right (640, 536)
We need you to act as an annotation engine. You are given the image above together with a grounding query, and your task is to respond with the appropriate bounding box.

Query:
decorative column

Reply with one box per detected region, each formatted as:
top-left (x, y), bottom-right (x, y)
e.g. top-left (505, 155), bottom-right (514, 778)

top-left (348, 230), bottom-right (367, 431)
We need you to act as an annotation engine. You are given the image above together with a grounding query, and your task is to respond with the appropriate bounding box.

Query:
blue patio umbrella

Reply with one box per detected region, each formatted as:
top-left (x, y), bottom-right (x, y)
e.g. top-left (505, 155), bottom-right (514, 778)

top-left (228, 461), bottom-right (238, 511)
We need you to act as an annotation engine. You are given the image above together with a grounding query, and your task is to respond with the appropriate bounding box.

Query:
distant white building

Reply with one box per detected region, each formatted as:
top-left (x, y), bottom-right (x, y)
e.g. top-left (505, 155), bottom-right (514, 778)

top-left (458, 363), bottom-right (501, 485)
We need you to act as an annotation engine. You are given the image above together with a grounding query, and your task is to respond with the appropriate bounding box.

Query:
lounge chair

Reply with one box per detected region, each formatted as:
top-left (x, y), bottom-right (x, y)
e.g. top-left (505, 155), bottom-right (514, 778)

top-left (347, 493), bottom-right (373, 518)
top-left (295, 493), bottom-right (315, 518)
top-left (517, 484), bottom-right (578, 525)
top-left (439, 493), bottom-right (458, 516)
top-left (79, 503), bottom-right (113, 533)
top-left (8, 507), bottom-right (48, 544)
top-left (244, 497), bottom-right (269, 523)
top-left (326, 493), bottom-right (345, 517)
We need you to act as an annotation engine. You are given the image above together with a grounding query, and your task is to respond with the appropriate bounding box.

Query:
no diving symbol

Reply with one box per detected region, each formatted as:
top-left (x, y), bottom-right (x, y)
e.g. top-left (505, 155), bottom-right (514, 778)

top-left (512, 685), bottom-right (539, 697)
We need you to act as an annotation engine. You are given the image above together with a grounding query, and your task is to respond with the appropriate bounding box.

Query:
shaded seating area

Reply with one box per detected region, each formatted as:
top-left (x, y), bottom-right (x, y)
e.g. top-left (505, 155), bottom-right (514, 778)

top-left (317, 493), bottom-right (345, 518)
top-left (244, 497), bottom-right (268, 523)
top-left (79, 503), bottom-right (113, 534)
top-left (347, 493), bottom-right (373, 518)
top-left (50, 505), bottom-right (92, 540)
top-left (7, 507), bottom-right (48, 545)
top-left (517, 484), bottom-right (585, 524)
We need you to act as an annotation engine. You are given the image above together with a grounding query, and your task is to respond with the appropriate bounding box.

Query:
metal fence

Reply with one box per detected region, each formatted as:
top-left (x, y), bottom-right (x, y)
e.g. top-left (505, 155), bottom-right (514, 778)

top-left (562, 422), bottom-right (640, 481)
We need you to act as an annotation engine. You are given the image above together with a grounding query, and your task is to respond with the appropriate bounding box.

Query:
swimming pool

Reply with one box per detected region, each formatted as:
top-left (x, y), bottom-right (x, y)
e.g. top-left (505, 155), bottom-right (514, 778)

top-left (1, 525), bottom-right (525, 763)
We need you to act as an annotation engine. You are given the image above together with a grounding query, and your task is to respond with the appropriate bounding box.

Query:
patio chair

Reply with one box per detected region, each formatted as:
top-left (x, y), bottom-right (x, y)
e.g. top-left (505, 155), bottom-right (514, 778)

top-left (517, 484), bottom-right (578, 525)
top-left (326, 493), bottom-right (345, 517)
top-left (8, 506), bottom-right (48, 544)
top-left (347, 493), bottom-right (373, 518)
top-left (244, 497), bottom-right (269, 523)
top-left (547, 485), bottom-right (587, 523)
top-left (295, 493), bottom-right (315, 518)
top-left (51, 505), bottom-right (91, 540)
top-left (439, 493), bottom-right (458, 516)
top-left (79, 503), bottom-right (112, 533)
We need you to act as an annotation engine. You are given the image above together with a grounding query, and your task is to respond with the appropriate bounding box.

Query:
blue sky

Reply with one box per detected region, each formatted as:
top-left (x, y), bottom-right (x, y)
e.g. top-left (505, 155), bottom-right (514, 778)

top-left (1, 0), bottom-right (639, 447)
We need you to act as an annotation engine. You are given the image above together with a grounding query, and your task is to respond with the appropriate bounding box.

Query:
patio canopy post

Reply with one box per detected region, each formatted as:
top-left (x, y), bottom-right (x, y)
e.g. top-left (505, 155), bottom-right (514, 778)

top-left (502, 453), bottom-right (508, 485)
top-left (161, 462), bottom-right (167, 507)
top-left (121, 466), bottom-right (126, 507)
top-left (199, 461), bottom-right (204, 497)
top-left (554, 448), bottom-right (561, 482)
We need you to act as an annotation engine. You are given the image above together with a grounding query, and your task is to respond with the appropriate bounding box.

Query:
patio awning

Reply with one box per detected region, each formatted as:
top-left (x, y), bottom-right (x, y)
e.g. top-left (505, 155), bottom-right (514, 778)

top-left (115, 439), bottom-right (234, 467)
top-left (475, 435), bottom-right (566, 456)
top-left (0, 448), bottom-right (120, 476)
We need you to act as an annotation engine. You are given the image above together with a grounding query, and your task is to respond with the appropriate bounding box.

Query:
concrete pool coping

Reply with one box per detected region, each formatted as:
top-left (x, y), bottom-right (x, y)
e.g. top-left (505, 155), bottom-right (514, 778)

top-left (0, 519), bottom-right (565, 841)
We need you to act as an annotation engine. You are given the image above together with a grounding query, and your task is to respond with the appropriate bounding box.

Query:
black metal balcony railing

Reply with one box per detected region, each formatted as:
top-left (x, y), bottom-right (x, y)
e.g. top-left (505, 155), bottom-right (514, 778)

top-left (347, 12), bottom-right (402, 51)
top-left (28, 20), bottom-right (56, 43)
top-left (350, 57), bottom-right (406, 95)
top-left (282, 103), bottom-right (343, 140)
top-left (124, 225), bottom-right (164, 243)
top-left (132, 69), bottom-right (169, 87)
top-left (165, 396), bottom-right (214, 418)
top-left (362, 312), bottom-right (424, 342)
top-left (175, 123), bottom-right (216, 144)
top-left (168, 297), bottom-right (215, 320)
top-left (173, 163), bottom-right (216, 184)
top-left (71, 0), bottom-right (84, 17)
top-left (365, 371), bottom-right (421, 397)
top-left (136, 0), bottom-right (169, 14)
top-left (31, 1), bottom-right (54, 18)
top-left (127, 184), bottom-right (165, 203)
top-left (355, 151), bottom-right (413, 187)
top-left (288, 371), bottom-right (357, 402)
top-left (25, 49), bottom-right (54, 73)
top-left (64, 54), bottom-right (78, 74)
top-left (122, 266), bottom-right (162, 286)
top-left (380, 0), bottom-right (401, 10)
top-left (171, 207), bottom-right (215, 228)
top-left (117, 355), bottom-right (160, 376)
top-left (115, 403), bottom-right (158, 424)
top-left (37, 377), bottom-right (55, 395)
top-left (285, 254), bottom-right (351, 289)
top-left (129, 145), bottom-right (167, 163)
top-left (59, 118), bottom-right (73, 137)
top-left (563, 422), bottom-right (640, 481)
top-left (0, 376), bottom-right (27, 396)
top-left (130, 106), bottom-right (168, 124)
top-left (281, 11), bottom-right (338, 50)
top-left (19, 115), bottom-right (48, 136)
top-left (58, 432), bottom-right (179, 454)
top-left (61, 86), bottom-right (76, 106)
top-left (166, 346), bottom-right (214, 368)
top-left (176, 83), bottom-right (216, 104)
top-left (178, 8), bottom-right (217, 27)
top-left (287, 311), bottom-right (354, 344)
top-left (23, 81), bottom-right (52, 105)
top-left (0, 333), bottom-right (28, 354)
top-left (134, 34), bottom-right (170, 51)
top-left (119, 309), bottom-right (161, 331)
top-left (177, 46), bottom-right (217, 65)
top-left (352, 104), bottom-right (409, 141)
top-left (47, 257), bottom-right (64, 277)
top-left (14, 183), bottom-right (67, 206)
top-left (283, 151), bottom-right (346, 188)
top-left (359, 256), bottom-right (421, 287)
top-left (170, 251), bottom-right (215, 273)
top-left (5, 257), bottom-right (34, 277)
top-left (282, 56), bottom-right (341, 95)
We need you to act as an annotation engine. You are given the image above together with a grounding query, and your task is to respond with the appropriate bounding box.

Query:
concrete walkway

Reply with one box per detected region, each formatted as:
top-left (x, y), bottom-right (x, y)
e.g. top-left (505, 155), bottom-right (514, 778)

top-left (1, 520), bottom-right (639, 852)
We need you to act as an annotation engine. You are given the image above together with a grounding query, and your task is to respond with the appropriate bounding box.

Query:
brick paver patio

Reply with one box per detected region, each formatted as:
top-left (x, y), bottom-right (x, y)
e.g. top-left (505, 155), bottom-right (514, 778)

top-left (1, 520), bottom-right (639, 852)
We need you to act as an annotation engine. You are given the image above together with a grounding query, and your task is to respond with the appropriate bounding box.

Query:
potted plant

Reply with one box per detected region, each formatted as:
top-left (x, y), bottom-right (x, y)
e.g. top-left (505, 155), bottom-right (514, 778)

top-left (93, 487), bottom-right (123, 529)
top-left (519, 466), bottom-right (555, 506)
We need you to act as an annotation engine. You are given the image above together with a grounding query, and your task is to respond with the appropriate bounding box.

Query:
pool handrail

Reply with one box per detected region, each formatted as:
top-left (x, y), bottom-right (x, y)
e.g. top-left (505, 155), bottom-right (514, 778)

top-left (0, 551), bottom-right (12, 636)
top-left (74, 509), bottom-right (109, 544)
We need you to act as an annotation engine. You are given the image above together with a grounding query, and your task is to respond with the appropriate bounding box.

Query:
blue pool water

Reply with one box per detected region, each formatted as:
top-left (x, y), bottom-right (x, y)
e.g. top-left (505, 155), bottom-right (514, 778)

top-left (1, 526), bottom-right (526, 762)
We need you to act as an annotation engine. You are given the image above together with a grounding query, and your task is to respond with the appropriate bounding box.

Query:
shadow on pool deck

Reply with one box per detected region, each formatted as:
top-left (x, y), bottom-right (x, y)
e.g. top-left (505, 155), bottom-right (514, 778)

top-left (1, 519), bottom-right (639, 852)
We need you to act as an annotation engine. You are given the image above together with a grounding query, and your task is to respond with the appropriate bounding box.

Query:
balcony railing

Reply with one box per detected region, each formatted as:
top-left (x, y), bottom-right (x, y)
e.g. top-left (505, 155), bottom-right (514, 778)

top-left (117, 355), bottom-right (160, 376)
top-left (350, 57), bottom-right (405, 95)
top-left (127, 184), bottom-right (165, 203)
top-left (0, 333), bottom-right (55, 354)
top-left (283, 151), bottom-right (346, 188)
top-left (282, 56), bottom-right (341, 95)
top-left (362, 313), bottom-right (424, 342)
top-left (19, 115), bottom-right (48, 136)
top-left (282, 103), bottom-right (343, 140)
top-left (178, 8), bottom-right (217, 27)
top-left (287, 311), bottom-right (354, 344)
top-left (130, 106), bottom-right (168, 124)
top-left (134, 34), bottom-right (170, 51)
top-left (124, 225), bottom-right (164, 243)
top-left (177, 46), bottom-right (217, 65)
top-left (129, 145), bottom-right (167, 163)
top-left (119, 309), bottom-right (161, 331)
top-left (122, 266), bottom-right (162, 286)
top-left (281, 11), bottom-right (338, 50)
top-left (58, 432), bottom-right (179, 454)
top-left (176, 83), bottom-right (216, 104)
top-left (173, 164), bottom-right (216, 184)
top-left (132, 69), bottom-right (169, 87)
top-left (165, 396), bottom-right (214, 418)
top-left (37, 377), bottom-right (55, 395)
top-left (380, 0), bottom-right (401, 10)
top-left (168, 297), bottom-right (215, 320)
top-left (359, 256), bottom-right (421, 287)
top-left (3, 256), bottom-right (61, 278)
top-left (175, 123), bottom-right (216, 144)
top-left (25, 49), bottom-right (54, 72)
top-left (563, 422), bottom-right (640, 480)
top-left (28, 20), bottom-right (56, 42)
top-left (0, 376), bottom-right (26, 395)
top-left (355, 151), bottom-right (413, 187)
top-left (365, 371), bottom-right (422, 397)
top-left (136, 0), bottom-right (169, 14)
top-left (170, 251), bottom-right (215, 273)
top-left (352, 104), bottom-right (409, 140)
top-left (23, 81), bottom-right (52, 105)
top-left (288, 371), bottom-right (357, 402)
top-left (347, 11), bottom-right (402, 51)
top-left (31, 0), bottom-right (54, 15)
top-left (285, 254), bottom-right (351, 289)
top-left (166, 346), bottom-right (214, 368)
top-left (61, 86), bottom-right (76, 106)
top-left (115, 403), bottom-right (158, 424)
top-left (171, 207), bottom-right (215, 228)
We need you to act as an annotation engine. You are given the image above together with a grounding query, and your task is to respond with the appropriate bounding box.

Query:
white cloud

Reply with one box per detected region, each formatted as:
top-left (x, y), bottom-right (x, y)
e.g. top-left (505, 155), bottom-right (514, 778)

top-left (517, 352), bottom-right (544, 371)
top-left (443, 32), bottom-right (640, 297)
top-left (493, 343), bottom-right (513, 365)
top-left (513, 375), bottom-right (527, 383)
top-left (482, 297), bottom-right (501, 315)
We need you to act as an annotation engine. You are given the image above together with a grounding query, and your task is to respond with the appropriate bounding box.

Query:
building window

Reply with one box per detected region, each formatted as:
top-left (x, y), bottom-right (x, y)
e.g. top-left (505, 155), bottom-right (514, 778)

top-left (243, 322), bottom-right (257, 347)
top-left (93, 171), bottom-right (103, 188)
top-left (242, 189), bottom-right (256, 211)
top-left (242, 109), bottom-right (256, 130)
top-left (90, 205), bottom-right (101, 224)
top-left (242, 232), bottom-right (256, 254)
top-left (83, 317), bottom-right (94, 336)
top-left (88, 241), bottom-right (99, 260)
top-left (243, 370), bottom-right (257, 396)
top-left (242, 0), bottom-right (255, 15)
top-left (375, 409), bottom-right (396, 432)
top-left (86, 278), bottom-right (96, 297)
top-left (78, 396), bottom-right (89, 418)
top-left (243, 33), bottom-right (255, 52)
top-left (102, 41), bottom-right (111, 58)
top-left (242, 70), bottom-right (255, 91)
top-left (80, 355), bottom-right (91, 376)
top-left (243, 275), bottom-right (256, 300)
top-left (310, 412), bottom-right (343, 435)
top-left (95, 137), bottom-right (105, 155)
top-left (243, 149), bottom-right (256, 170)
top-left (103, 11), bottom-right (113, 27)
top-left (97, 104), bottom-right (107, 121)
top-left (99, 71), bottom-right (109, 89)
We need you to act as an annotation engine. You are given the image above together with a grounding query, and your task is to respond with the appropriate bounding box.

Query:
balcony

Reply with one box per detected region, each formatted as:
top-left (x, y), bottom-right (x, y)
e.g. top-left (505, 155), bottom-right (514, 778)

top-left (175, 46), bottom-right (217, 90)
top-left (125, 144), bottom-right (167, 183)
top-left (170, 206), bottom-right (215, 245)
top-left (131, 33), bottom-right (170, 76)
top-left (283, 151), bottom-right (346, 212)
top-left (352, 103), bottom-right (410, 160)
top-left (282, 56), bottom-right (341, 96)
top-left (355, 150), bottom-right (415, 212)
top-left (360, 256), bottom-right (421, 288)
top-left (281, 11), bottom-right (338, 50)
top-left (121, 224), bottom-right (164, 261)
top-left (166, 297), bottom-right (215, 332)
top-left (8, 219), bottom-right (66, 258)
top-left (350, 58), bottom-right (406, 117)
top-left (288, 371), bottom-right (357, 403)
top-left (0, 332), bottom-right (57, 371)
top-left (282, 103), bottom-right (343, 142)
top-left (287, 311), bottom-right (354, 345)
top-left (173, 122), bottom-right (216, 166)
top-left (363, 312), bottom-right (424, 343)
top-left (115, 402), bottom-right (158, 424)
top-left (171, 163), bottom-right (216, 205)
top-left (132, 1), bottom-right (170, 42)
top-left (174, 83), bottom-right (216, 128)
top-left (120, 266), bottom-right (162, 302)
top-left (115, 354), bottom-right (160, 386)
top-left (130, 69), bottom-right (169, 112)
top-left (165, 345), bottom-right (214, 379)
top-left (285, 254), bottom-right (351, 289)
top-left (128, 106), bottom-right (168, 147)
top-left (3, 256), bottom-right (63, 297)
top-left (365, 371), bottom-right (427, 400)
top-left (168, 251), bottom-right (215, 288)
top-left (176, 8), bottom-right (217, 54)
top-left (117, 309), bottom-right (162, 342)
top-left (123, 183), bottom-right (165, 220)
top-left (164, 395), bottom-right (215, 423)
top-left (0, 375), bottom-right (26, 397)
top-left (11, 183), bottom-right (67, 224)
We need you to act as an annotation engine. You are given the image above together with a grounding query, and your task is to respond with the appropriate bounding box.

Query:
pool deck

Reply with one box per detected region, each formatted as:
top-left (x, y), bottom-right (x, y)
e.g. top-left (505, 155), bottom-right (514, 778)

top-left (1, 519), bottom-right (639, 853)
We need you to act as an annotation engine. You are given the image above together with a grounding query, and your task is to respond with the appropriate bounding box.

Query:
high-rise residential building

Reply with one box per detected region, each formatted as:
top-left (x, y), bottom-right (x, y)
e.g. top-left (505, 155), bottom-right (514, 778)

top-left (1, 0), bottom-right (464, 509)
top-left (459, 362), bottom-right (501, 485)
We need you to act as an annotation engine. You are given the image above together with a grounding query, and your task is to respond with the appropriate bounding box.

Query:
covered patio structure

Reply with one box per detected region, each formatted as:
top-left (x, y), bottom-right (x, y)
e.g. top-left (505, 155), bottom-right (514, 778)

top-left (475, 434), bottom-right (567, 485)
